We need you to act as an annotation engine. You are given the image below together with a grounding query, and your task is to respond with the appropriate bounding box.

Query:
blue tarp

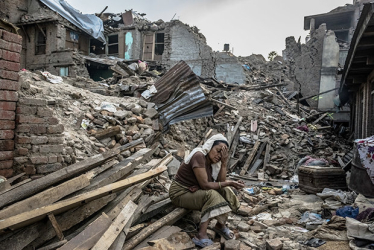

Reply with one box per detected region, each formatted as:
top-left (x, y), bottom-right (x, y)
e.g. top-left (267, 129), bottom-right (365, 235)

top-left (39, 0), bottom-right (106, 43)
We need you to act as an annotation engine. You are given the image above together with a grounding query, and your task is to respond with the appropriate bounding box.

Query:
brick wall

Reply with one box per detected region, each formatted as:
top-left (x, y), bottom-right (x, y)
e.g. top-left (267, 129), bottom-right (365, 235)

top-left (14, 97), bottom-right (66, 177)
top-left (0, 30), bottom-right (21, 178)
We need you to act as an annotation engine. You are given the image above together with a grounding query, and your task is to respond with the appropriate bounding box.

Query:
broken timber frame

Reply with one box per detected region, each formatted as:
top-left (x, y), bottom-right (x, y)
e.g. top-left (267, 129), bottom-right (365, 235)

top-left (239, 141), bottom-right (261, 176)
top-left (0, 166), bottom-right (167, 233)
top-left (0, 139), bottom-right (144, 209)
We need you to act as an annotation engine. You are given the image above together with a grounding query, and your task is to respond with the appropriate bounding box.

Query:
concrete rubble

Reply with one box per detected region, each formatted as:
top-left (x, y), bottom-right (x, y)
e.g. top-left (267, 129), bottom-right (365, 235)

top-left (0, 1), bottom-right (374, 250)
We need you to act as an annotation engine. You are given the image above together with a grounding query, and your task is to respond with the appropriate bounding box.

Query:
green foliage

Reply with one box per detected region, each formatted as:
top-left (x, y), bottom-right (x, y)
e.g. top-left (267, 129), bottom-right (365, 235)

top-left (268, 51), bottom-right (279, 61)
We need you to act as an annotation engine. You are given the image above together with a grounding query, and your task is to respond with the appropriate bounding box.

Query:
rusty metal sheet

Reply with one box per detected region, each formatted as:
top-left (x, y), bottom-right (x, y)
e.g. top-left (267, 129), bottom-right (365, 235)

top-left (151, 61), bottom-right (213, 129)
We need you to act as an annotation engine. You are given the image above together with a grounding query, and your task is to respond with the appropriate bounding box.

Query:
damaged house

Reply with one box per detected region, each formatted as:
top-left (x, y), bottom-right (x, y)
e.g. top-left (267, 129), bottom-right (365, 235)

top-left (1, 0), bottom-right (248, 85)
top-left (283, 0), bottom-right (372, 122)
top-left (340, 2), bottom-right (374, 139)
top-left (0, 0), bottom-right (105, 77)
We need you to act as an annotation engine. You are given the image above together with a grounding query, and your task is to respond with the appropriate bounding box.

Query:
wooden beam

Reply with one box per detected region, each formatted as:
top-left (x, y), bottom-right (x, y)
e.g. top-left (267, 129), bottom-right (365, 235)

top-left (1, 194), bottom-right (116, 250)
top-left (210, 99), bottom-right (237, 110)
top-left (248, 141), bottom-right (268, 176)
top-left (299, 88), bottom-right (339, 101)
top-left (263, 142), bottom-right (271, 168)
top-left (92, 201), bottom-right (137, 250)
top-left (122, 208), bottom-right (189, 250)
top-left (0, 173), bottom-right (94, 219)
top-left (228, 116), bottom-right (243, 147)
top-left (0, 139), bottom-right (144, 209)
top-left (0, 166), bottom-right (167, 233)
top-left (239, 141), bottom-right (261, 176)
top-left (37, 240), bottom-right (67, 250)
top-left (59, 213), bottom-right (112, 250)
top-left (47, 213), bottom-right (64, 241)
top-left (312, 113), bottom-right (328, 125)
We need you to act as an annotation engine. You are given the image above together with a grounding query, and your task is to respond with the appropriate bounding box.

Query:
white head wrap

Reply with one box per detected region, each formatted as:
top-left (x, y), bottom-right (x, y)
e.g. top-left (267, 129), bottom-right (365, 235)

top-left (184, 133), bottom-right (228, 181)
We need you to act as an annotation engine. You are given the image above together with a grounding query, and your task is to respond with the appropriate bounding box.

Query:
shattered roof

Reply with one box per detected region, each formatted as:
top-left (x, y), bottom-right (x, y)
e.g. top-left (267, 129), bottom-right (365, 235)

top-left (151, 61), bottom-right (213, 129)
top-left (31, 0), bottom-right (106, 43)
top-left (82, 56), bottom-right (122, 66)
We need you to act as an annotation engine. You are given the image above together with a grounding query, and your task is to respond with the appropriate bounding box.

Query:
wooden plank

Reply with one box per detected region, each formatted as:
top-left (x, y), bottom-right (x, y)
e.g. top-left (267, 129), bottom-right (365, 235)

top-left (0, 139), bottom-right (144, 209)
top-left (92, 201), bottom-right (137, 250)
top-left (198, 129), bottom-right (213, 146)
top-left (312, 113), bottom-right (328, 125)
top-left (248, 141), bottom-right (267, 176)
top-left (263, 142), bottom-right (271, 168)
top-left (239, 141), bottom-right (261, 176)
top-left (73, 148), bottom-right (154, 196)
top-left (0, 166), bottom-right (167, 233)
top-left (95, 126), bottom-right (121, 140)
top-left (133, 199), bottom-right (173, 225)
top-left (58, 213), bottom-right (112, 250)
top-left (108, 231), bottom-right (126, 250)
top-left (37, 240), bottom-right (67, 250)
top-left (0, 179), bottom-right (31, 195)
top-left (133, 226), bottom-right (182, 250)
top-left (1, 195), bottom-right (116, 250)
top-left (210, 99), bottom-right (237, 110)
top-left (7, 173), bottom-right (25, 184)
top-left (47, 213), bottom-right (64, 241)
top-left (123, 208), bottom-right (189, 250)
top-left (228, 116), bottom-right (243, 147)
top-left (0, 173), bottom-right (93, 219)
top-left (213, 105), bottom-right (225, 117)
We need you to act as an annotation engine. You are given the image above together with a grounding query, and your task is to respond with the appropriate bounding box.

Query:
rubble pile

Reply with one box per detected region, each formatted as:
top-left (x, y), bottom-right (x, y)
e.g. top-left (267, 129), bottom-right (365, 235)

top-left (0, 63), bottom-right (372, 250)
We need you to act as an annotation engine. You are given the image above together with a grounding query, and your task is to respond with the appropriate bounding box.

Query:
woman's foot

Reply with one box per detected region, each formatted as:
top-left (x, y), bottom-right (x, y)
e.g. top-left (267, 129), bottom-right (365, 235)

top-left (213, 223), bottom-right (235, 240)
top-left (192, 237), bottom-right (214, 247)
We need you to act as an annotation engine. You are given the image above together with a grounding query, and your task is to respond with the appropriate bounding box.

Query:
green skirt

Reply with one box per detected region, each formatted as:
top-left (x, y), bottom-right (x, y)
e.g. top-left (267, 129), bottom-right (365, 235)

top-left (169, 181), bottom-right (240, 219)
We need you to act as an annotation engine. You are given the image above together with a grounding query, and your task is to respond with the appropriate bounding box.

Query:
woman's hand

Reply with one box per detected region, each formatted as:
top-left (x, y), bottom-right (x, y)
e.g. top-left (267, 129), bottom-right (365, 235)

top-left (220, 145), bottom-right (229, 164)
top-left (230, 180), bottom-right (245, 190)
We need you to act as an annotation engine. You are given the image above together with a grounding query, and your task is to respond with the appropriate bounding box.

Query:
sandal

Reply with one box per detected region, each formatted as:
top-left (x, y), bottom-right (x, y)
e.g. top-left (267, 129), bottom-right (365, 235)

top-left (212, 226), bottom-right (236, 240)
top-left (192, 237), bottom-right (214, 247)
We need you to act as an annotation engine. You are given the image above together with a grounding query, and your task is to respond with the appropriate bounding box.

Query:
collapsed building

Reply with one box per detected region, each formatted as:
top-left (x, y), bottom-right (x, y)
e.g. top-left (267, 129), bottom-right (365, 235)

top-left (0, 0), bottom-right (374, 250)
top-left (282, 0), bottom-right (373, 123)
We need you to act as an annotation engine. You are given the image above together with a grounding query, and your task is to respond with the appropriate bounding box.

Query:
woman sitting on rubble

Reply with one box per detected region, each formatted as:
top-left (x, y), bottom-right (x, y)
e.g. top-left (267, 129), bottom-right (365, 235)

top-left (169, 134), bottom-right (245, 248)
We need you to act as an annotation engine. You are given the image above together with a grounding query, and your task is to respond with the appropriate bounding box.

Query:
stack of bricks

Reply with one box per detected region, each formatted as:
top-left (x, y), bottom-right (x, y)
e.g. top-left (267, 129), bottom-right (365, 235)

top-left (14, 97), bottom-right (66, 177)
top-left (0, 30), bottom-right (22, 178)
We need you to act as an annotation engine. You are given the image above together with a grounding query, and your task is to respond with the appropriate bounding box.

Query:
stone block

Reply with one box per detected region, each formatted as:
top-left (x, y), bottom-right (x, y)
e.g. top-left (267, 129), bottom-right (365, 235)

top-left (39, 145), bottom-right (64, 153)
top-left (16, 105), bottom-right (37, 114)
top-left (0, 101), bottom-right (16, 110)
top-left (0, 39), bottom-right (22, 53)
top-left (266, 239), bottom-right (283, 250)
top-left (0, 110), bottom-right (15, 120)
top-left (46, 117), bottom-right (59, 125)
top-left (16, 124), bottom-right (29, 133)
top-left (30, 156), bottom-right (48, 164)
top-left (37, 107), bottom-right (53, 117)
top-left (48, 137), bottom-right (64, 144)
top-left (0, 151), bottom-right (13, 161)
top-left (2, 30), bottom-right (22, 45)
top-left (16, 135), bottom-right (30, 144)
top-left (0, 140), bottom-right (14, 150)
top-left (18, 98), bottom-right (47, 106)
top-left (0, 79), bottom-right (19, 91)
top-left (14, 156), bottom-right (28, 164)
top-left (0, 69), bottom-right (19, 81)
top-left (0, 60), bottom-right (20, 72)
top-left (47, 124), bottom-right (64, 134)
top-left (144, 108), bottom-right (158, 119)
top-left (2, 50), bottom-right (20, 63)
top-left (24, 165), bottom-right (36, 175)
top-left (0, 168), bottom-right (13, 178)
top-left (37, 163), bottom-right (63, 174)
top-left (30, 136), bottom-right (48, 145)
top-left (114, 110), bottom-right (133, 119)
top-left (0, 130), bottom-right (14, 140)
top-left (0, 160), bottom-right (13, 169)
top-left (238, 221), bottom-right (250, 232)
top-left (16, 115), bottom-right (44, 124)
top-left (30, 124), bottom-right (47, 134)
top-left (48, 155), bottom-right (58, 163)
top-left (225, 239), bottom-right (241, 250)
top-left (17, 147), bottom-right (28, 155)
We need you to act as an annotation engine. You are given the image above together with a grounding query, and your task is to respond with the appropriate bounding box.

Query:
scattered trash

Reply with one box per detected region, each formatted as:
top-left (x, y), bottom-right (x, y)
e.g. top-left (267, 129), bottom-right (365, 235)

top-left (40, 71), bottom-right (63, 84)
top-left (302, 238), bottom-right (326, 247)
top-left (81, 119), bottom-right (90, 130)
top-left (336, 206), bottom-right (359, 219)
top-left (98, 102), bottom-right (118, 112)
top-left (141, 85), bottom-right (158, 99)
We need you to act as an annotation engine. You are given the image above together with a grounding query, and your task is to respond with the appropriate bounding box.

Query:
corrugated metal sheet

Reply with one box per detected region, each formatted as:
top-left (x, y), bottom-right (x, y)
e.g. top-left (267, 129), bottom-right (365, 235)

top-left (151, 61), bottom-right (213, 129)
